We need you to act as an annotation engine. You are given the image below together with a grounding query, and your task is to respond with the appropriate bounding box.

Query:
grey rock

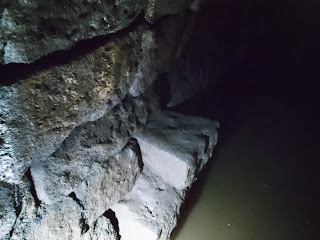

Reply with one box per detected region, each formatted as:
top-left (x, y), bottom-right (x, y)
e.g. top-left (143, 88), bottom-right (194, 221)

top-left (30, 94), bottom-right (156, 205)
top-left (33, 139), bottom-right (143, 225)
top-left (135, 111), bottom-right (219, 190)
top-left (145, 0), bottom-right (196, 23)
top-left (0, 181), bottom-right (16, 240)
top-left (0, 4), bottom-right (219, 239)
top-left (0, 0), bottom-right (145, 64)
top-left (112, 111), bottom-right (219, 240)
top-left (11, 195), bottom-right (84, 240)
top-left (0, 0), bottom-right (200, 64)
top-left (10, 139), bottom-right (140, 240)
top-left (82, 214), bottom-right (119, 240)
top-left (113, 167), bottom-right (183, 240)
top-left (0, 25), bottom-right (162, 184)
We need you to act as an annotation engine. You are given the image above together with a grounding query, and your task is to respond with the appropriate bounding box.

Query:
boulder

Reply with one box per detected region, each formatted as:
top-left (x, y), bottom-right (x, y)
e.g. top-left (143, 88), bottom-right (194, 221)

top-left (135, 111), bottom-right (219, 190)
top-left (0, 0), bottom-right (145, 64)
top-left (0, 25), bottom-right (159, 184)
top-left (0, 0), bottom-right (200, 64)
top-left (112, 111), bottom-right (219, 240)
top-left (30, 94), bottom-right (154, 205)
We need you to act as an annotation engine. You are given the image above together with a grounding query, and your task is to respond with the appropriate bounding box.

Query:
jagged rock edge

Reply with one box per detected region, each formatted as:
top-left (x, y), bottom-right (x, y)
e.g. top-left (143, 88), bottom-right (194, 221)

top-left (0, 12), bottom-right (149, 86)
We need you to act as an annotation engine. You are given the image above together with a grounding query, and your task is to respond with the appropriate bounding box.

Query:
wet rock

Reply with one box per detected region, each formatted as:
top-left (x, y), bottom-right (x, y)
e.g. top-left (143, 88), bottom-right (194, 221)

top-left (112, 111), bottom-right (219, 240)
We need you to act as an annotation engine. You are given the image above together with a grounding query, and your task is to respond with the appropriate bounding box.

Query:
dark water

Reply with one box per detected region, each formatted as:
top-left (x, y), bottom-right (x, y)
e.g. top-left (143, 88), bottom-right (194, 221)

top-left (171, 85), bottom-right (320, 240)
top-left (170, 1), bottom-right (320, 239)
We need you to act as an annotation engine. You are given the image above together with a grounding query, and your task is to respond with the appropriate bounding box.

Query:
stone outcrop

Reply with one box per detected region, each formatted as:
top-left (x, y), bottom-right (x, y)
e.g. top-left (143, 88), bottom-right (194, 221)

top-left (0, 23), bottom-right (163, 184)
top-left (0, 0), bottom-right (218, 239)
top-left (0, 0), bottom-right (202, 64)
top-left (112, 111), bottom-right (219, 240)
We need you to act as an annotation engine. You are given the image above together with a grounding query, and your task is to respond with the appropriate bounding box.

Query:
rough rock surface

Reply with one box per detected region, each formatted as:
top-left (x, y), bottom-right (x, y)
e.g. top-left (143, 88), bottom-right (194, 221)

top-left (135, 111), bottom-right (219, 190)
top-left (10, 141), bottom-right (142, 240)
top-left (30, 95), bottom-right (151, 205)
top-left (0, 24), bottom-right (162, 184)
top-left (112, 111), bottom-right (219, 240)
top-left (0, 1), bottom-right (218, 239)
top-left (0, 182), bottom-right (16, 240)
top-left (0, 0), bottom-right (200, 64)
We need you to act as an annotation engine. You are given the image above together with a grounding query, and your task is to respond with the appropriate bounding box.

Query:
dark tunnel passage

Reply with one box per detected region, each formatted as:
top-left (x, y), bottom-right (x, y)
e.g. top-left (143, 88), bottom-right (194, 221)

top-left (169, 1), bottom-right (320, 239)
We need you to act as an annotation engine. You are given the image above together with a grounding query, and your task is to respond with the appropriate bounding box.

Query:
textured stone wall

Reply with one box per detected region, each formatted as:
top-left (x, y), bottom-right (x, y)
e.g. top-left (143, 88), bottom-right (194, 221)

top-left (0, 1), bottom-right (218, 239)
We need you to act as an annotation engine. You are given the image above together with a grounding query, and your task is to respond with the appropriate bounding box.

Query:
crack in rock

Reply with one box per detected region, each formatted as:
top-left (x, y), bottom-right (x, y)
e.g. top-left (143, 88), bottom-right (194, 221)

top-left (25, 168), bottom-right (41, 208)
top-left (103, 209), bottom-right (121, 240)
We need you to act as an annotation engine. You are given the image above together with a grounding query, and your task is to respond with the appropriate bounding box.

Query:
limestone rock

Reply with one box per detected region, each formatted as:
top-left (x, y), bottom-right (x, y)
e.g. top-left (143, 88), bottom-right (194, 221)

top-left (30, 94), bottom-right (154, 205)
top-left (0, 3), bottom-right (219, 239)
top-left (0, 25), bottom-right (160, 184)
top-left (82, 214), bottom-right (119, 240)
top-left (135, 111), bottom-right (219, 190)
top-left (112, 168), bottom-right (183, 240)
top-left (10, 175), bottom-right (121, 240)
top-left (0, 0), bottom-right (145, 64)
top-left (0, 0), bottom-right (201, 64)
top-left (0, 181), bottom-right (16, 240)
top-left (112, 111), bottom-right (219, 240)
top-left (11, 194), bottom-right (84, 240)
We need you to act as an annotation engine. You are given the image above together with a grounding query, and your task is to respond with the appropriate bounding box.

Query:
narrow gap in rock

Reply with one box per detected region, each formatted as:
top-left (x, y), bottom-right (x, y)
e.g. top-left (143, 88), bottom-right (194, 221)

top-left (25, 168), bottom-right (41, 208)
top-left (67, 192), bottom-right (89, 235)
top-left (80, 213), bottom-right (90, 235)
top-left (201, 134), bottom-right (210, 154)
top-left (0, 12), bottom-right (147, 86)
top-left (127, 138), bottom-right (144, 170)
top-left (9, 223), bottom-right (16, 238)
top-left (103, 209), bottom-right (121, 240)
top-left (68, 192), bottom-right (84, 209)
top-left (13, 184), bottom-right (22, 217)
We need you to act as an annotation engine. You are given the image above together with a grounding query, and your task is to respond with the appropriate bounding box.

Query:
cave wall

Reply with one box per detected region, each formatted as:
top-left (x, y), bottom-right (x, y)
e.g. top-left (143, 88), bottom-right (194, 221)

top-left (0, 1), bottom-right (219, 239)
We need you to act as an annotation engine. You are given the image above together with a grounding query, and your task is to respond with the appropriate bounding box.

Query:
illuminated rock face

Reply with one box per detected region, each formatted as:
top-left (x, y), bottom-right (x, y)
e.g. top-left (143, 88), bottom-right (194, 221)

top-left (0, 0), bottom-right (200, 64)
top-left (0, 1), bottom-right (216, 239)
top-left (112, 112), bottom-right (218, 240)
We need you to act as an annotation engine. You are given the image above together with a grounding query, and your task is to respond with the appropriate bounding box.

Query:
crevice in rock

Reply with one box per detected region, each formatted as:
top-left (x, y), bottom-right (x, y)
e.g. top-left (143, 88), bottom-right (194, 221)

top-left (25, 168), bottom-right (41, 208)
top-left (8, 185), bottom-right (21, 239)
top-left (201, 134), bottom-right (210, 154)
top-left (68, 192), bottom-right (84, 209)
top-left (9, 222), bottom-right (16, 238)
top-left (127, 138), bottom-right (144, 171)
top-left (103, 209), bottom-right (121, 240)
top-left (0, 12), bottom-right (147, 86)
top-left (13, 184), bottom-right (22, 217)
top-left (80, 213), bottom-right (90, 235)
top-left (68, 192), bottom-right (89, 235)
